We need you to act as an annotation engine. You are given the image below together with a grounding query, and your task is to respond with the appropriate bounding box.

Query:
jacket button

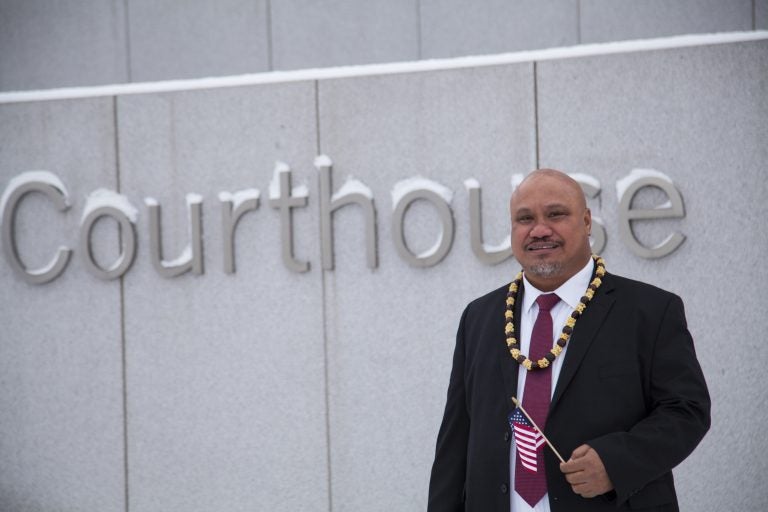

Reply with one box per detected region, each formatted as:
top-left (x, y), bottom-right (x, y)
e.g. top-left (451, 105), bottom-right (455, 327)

top-left (500, 484), bottom-right (508, 494)
top-left (504, 431), bottom-right (511, 442)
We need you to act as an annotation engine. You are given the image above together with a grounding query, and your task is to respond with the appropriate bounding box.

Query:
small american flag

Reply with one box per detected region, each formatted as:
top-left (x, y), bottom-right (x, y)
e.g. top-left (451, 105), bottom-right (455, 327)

top-left (509, 408), bottom-right (545, 472)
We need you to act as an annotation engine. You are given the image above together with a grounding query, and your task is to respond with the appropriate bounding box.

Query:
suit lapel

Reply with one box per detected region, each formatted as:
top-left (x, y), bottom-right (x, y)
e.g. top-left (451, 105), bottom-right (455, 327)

top-left (499, 282), bottom-right (523, 414)
top-left (550, 274), bottom-right (616, 412)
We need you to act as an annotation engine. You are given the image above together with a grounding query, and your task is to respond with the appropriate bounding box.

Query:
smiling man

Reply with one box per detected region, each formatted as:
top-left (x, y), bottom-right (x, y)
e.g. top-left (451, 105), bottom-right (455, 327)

top-left (510, 170), bottom-right (592, 291)
top-left (427, 169), bottom-right (710, 512)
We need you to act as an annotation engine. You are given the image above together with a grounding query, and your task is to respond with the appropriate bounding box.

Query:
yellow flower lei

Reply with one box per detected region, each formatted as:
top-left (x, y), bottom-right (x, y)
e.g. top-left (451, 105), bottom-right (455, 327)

top-left (505, 255), bottom-right (606, 371)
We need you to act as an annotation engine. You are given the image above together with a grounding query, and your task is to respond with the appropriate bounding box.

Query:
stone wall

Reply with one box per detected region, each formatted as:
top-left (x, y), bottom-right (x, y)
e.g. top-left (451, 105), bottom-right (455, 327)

top-left (1, 7), bottom-right (766, 512)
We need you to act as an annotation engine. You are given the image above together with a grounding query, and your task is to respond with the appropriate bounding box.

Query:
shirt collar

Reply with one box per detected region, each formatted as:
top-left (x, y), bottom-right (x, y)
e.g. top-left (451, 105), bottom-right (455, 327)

top-left (522, 257), bottom-right (595, 314)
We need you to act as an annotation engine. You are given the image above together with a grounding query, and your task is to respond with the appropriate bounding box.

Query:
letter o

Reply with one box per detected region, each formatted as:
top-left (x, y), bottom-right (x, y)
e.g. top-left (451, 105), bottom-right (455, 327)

top-left (79, 206), bottom-right (137, 280)
top-left (392, 189), bottom-right (454, 267)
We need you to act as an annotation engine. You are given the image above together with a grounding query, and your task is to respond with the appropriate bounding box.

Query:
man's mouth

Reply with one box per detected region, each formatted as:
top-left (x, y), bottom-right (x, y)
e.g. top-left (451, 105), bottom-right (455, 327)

top-left (525, 241), bottom-right (560, 252)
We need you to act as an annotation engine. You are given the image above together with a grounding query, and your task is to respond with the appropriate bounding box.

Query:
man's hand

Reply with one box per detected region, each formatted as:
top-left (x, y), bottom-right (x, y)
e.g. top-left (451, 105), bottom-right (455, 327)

top-left (559, 444), bottom-right (614, 498)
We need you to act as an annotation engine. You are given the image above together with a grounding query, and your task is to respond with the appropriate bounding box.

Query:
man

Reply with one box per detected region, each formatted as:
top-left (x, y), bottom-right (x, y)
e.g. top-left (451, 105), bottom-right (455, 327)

top-left (427, 169), bottom-right (710, 511)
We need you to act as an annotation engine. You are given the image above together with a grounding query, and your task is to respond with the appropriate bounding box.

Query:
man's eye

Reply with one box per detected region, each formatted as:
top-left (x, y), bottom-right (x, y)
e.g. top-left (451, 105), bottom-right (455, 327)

top-left (517, 216), bottom-right (533, 223)
top-left (549, 211), bottom-right (566, 218)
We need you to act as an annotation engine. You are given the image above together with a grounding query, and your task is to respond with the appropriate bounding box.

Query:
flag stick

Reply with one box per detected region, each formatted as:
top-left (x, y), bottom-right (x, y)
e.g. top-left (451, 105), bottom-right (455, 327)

top-left (511, 396), bottom-right (566, 464)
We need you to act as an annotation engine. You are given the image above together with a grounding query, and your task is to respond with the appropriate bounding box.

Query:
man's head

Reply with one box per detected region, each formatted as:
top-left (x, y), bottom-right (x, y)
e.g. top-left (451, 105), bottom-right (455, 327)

top-left (509, 169), bottom-right (592, 291)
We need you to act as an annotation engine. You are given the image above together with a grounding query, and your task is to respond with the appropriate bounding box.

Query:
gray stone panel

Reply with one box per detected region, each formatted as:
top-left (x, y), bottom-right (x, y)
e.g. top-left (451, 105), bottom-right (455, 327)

top-left (128, 0), bottom-right (270, 82)
top-left (537, 40), bottom-right (768, 510)
top-left (581, 0), bottom-right (753, 43)
top-left (317, 64), bottom-right (536, 510)
top-left (0, 0), bottom-right (128, 91)
top-left (271, 0), bottom-right (419, 70)
top-left (117, 83), bottom-right (328, 511)
top-left (758, 0), bottom-right (768, 29)
top-left (0, 99), bottom-right (124, 510)
top-left (420, 0), bottom-right (578, 58)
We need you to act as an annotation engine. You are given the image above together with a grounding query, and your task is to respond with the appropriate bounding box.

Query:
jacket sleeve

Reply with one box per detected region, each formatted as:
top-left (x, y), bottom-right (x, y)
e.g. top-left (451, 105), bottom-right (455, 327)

top-left (588, 294), bottom-right (711, 505)
top-left (427, 306), bottom-right (470, 512)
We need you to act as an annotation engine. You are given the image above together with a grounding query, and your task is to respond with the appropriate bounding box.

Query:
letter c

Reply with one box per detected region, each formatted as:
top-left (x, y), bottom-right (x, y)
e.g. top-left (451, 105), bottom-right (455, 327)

top-left (0, 172), bottom-right (72, 284)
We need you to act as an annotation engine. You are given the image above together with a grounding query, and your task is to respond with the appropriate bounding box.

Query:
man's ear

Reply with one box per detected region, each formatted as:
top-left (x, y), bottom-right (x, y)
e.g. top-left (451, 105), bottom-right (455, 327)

top-left (584, 208), bottom-right (592, 234)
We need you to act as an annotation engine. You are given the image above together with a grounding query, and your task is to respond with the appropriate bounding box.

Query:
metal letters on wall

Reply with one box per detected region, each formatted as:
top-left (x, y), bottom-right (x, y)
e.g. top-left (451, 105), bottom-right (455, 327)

top-left (0, 163), bottom-right (687, 284)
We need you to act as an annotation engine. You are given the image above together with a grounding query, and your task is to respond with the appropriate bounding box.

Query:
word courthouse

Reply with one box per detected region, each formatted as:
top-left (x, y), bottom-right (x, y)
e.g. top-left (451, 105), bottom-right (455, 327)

top-left (1, 157), bottom-right (686, 284)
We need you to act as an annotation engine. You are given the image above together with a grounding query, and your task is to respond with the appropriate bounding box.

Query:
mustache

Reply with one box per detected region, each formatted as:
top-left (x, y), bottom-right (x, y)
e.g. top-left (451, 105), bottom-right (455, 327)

top-left (524, 238), bottom-right (562, 251)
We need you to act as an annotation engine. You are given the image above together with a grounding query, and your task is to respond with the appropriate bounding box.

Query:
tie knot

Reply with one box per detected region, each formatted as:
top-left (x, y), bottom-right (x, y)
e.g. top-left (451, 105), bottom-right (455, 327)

top-left (536, 293), bottom-right (560, 312)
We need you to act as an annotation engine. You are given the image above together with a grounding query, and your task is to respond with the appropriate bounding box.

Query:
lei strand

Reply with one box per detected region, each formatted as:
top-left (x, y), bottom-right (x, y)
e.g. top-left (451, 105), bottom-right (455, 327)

top-left (505, 254), bottom-right (606, 371)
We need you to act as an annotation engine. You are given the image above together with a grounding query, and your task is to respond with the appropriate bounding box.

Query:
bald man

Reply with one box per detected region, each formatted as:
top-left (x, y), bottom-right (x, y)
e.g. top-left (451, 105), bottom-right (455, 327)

top-left (428, 170), bottom-right (710, 512)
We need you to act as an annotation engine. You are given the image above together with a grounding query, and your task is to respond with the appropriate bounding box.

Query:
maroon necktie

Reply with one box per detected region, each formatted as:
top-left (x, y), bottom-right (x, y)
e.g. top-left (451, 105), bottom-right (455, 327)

top-left (515, 293), bottom-right (560, 507)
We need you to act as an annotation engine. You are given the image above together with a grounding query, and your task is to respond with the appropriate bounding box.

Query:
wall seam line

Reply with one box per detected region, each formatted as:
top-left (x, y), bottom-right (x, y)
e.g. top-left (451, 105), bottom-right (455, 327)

top-left (120, 271), bottom-right (130, 512)
top-left (266, 0), bottom-right (274, 71)
top-left (321, 268), bottom-right (334, 512)
top-left (114, 95), bottom-right (130, 512)
top-left (316, 79), bottom-right (334, 512)
top-left (533, 61), bottom-right (540, 169)
top-left (577, 0), bottom-right (582, 44)
top-left (416, 0), bottom-right (423, 59)
top-left (122, 0), bottom-right (133, 82)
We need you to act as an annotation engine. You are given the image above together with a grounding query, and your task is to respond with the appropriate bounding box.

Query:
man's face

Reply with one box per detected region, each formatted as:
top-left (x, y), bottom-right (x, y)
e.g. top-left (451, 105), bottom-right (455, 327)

top-left (509, 173), bottom-right (592, 291)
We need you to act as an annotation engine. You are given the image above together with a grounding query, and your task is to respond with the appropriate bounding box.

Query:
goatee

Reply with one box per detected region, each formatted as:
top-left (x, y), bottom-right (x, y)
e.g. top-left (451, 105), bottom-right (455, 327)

top-left (527, 261), bottom-right (563, 279)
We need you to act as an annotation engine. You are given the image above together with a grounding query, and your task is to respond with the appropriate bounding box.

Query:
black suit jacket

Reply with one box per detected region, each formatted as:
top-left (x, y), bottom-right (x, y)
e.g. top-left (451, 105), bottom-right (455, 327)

top-left (428, 272), bottom-right (710, 512)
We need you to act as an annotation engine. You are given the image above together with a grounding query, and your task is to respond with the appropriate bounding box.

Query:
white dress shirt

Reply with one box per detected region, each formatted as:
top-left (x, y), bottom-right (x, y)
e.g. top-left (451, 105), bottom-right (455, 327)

top-left (510, 258), bottom-right (595, 512)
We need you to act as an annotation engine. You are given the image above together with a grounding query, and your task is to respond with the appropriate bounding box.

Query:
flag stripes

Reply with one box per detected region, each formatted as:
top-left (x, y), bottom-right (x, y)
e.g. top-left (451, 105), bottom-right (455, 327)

top-left (509, 408), bottom-right (545, 472)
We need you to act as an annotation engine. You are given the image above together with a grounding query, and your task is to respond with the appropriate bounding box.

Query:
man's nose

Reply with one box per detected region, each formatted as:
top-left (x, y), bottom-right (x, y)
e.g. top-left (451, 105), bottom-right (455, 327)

top-left (529, 221), bottom-right (553, 238)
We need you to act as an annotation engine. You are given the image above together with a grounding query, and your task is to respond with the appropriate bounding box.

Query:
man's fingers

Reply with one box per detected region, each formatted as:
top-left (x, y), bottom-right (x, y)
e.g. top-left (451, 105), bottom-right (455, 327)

top-left (569, 444), bottom-right (591, 460)
top-left (561, 445), bottom-right (615, 498)
top-left (570, 480), bottom-right (601, 498)
top-left (560, 444), bottom-right (591, 474)
top-left (564, 471), bottom-right (586, 485)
